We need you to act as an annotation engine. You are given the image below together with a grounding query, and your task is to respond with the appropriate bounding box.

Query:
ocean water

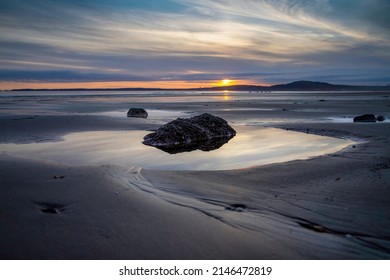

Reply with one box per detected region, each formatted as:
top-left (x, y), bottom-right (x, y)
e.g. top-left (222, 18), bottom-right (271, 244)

top-left (1, 89), bottom-right (388, 119)
top-left (1, 90), bottom-right (387, 170)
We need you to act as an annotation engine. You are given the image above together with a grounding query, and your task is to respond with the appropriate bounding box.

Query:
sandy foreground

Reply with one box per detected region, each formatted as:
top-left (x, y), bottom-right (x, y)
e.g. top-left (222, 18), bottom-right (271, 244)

top-left (0, 91), bottom-right (389, 259)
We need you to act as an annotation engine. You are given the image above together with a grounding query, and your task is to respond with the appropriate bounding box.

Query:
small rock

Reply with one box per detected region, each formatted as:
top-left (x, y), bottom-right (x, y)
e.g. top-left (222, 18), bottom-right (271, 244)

top-left (127, 108), bottom-right (148, 118)
top-left (376, 115), bottom-right (385, 122)
top-left (353, 114), bottom-right (376, 122)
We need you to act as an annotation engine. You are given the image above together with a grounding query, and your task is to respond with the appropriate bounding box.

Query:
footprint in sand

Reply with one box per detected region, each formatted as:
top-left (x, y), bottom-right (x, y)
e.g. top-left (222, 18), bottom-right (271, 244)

top-left (37, 202), bottom-right (66, 214)
top-left (225, 203), bottom-right (248, 212)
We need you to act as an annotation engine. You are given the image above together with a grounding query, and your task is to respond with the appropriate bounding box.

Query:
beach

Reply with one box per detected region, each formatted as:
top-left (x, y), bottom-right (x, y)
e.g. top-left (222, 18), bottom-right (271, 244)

top-left (0, 90), bottom-right (389, 259)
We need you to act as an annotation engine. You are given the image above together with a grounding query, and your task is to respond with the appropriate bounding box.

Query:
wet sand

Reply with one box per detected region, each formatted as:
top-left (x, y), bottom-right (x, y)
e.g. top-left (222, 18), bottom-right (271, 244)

top-left (0, 91), bottom-right (389, 259)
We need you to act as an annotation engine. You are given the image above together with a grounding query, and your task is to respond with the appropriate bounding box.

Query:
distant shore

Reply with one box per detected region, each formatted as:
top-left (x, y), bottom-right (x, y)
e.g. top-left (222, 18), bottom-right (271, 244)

top-left (3, 80), bottom-right (390, 92)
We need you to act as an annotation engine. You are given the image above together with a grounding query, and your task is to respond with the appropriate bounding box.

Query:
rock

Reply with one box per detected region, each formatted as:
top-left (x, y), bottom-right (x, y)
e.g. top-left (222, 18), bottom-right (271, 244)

top-left (127, 108), bottom-right (148, 118)
top-left (353, 114), bottom-right (377, 122)
top-left (142, 113), bottom-right (236, 154)
top-left (376, 115), bottom-right (385, 122)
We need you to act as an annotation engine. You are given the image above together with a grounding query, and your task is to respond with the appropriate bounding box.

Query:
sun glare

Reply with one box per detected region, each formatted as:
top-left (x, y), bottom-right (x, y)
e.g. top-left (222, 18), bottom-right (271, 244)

top-left (222, 79), bottom-right (232, 85)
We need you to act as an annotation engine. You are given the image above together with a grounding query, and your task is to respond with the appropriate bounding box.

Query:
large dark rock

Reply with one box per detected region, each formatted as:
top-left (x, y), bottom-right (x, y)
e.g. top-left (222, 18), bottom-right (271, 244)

top-left (127, 108), bottom-right (148, 118)
top-left (353, 114), bottom-right (377, 122)
top-left (143, 113), bottom-right (236, 154)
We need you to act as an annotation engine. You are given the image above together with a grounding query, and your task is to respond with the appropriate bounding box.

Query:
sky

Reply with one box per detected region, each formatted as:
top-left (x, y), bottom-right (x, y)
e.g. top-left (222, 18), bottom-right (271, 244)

top-left (0, 0), bottom-right (389, 90)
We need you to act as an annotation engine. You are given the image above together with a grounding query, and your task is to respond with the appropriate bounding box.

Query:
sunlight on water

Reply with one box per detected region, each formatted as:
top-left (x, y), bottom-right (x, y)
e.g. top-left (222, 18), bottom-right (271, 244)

top-left (0, 126), bottom-right (354, 170)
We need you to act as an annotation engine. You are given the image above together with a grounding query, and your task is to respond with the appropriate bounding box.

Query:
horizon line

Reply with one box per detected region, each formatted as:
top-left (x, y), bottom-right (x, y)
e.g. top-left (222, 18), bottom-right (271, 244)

top-left (2, 80), bottom-right (390, 92)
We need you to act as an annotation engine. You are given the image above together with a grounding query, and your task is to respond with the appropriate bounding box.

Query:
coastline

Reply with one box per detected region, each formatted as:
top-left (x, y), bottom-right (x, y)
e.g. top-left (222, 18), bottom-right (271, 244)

top-left (0, 91), bottom-right (389, 259)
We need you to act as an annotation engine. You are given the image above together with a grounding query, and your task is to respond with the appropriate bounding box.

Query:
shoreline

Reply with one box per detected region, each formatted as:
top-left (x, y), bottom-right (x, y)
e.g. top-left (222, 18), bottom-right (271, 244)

top-left (3, 80), bottom-right (390, 92)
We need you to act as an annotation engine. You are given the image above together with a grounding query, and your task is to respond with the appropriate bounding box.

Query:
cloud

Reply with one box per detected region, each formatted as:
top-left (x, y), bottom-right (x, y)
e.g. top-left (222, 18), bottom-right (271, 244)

top-left (2, 0), bottom-right (383, 58)
top-left (0, 69), bottom-right (149, 82)
top-left (0, 0), bottom-right (389, 85)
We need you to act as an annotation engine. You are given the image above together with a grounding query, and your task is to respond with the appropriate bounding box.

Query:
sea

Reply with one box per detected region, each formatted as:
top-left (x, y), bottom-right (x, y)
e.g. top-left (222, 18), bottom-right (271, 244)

top-left (1, 90), bottom-right (387, 170)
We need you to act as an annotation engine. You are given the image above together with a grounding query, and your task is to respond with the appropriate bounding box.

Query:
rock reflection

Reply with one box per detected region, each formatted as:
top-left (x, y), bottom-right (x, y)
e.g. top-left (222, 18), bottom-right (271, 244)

top-left (148, 136), bottom-right (234, 154)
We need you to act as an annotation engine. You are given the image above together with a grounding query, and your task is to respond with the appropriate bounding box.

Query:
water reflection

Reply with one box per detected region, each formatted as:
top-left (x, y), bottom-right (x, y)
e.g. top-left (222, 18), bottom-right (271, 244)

top-left (223, 91), bottom-right (231, 101)
top-left (145, 135), bottom-right (234, 154)
top-left (0, 126), bottom-right (354, 170)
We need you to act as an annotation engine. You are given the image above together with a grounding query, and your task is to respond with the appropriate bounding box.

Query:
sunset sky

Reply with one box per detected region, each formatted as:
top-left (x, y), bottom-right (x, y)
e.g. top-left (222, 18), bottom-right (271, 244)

top-left (0, 0), bottom-right (389, 90)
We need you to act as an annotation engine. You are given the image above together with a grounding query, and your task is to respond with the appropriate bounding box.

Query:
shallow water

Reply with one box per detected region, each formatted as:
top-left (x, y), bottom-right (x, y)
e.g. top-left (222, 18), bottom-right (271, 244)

top-left (2, 90), bottom-right (388, 125)
top-left (0, 126), bottom-right (354, 170)
top-left (2, 90), bottom-right (381, 170)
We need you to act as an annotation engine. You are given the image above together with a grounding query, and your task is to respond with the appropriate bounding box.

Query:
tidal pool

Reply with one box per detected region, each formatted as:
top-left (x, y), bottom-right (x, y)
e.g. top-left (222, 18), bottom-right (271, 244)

top-left (0, 126), bottom-right (354, 170)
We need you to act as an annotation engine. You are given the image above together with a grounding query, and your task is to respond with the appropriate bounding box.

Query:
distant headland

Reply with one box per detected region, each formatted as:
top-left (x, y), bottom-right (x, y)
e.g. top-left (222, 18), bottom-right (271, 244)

top-left (5, 80), bottom-right (390, 92)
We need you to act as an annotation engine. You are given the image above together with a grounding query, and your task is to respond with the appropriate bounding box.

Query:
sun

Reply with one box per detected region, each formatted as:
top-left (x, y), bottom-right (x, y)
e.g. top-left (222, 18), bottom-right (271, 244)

top-left (213, 79), bottom-right (236, 87)
top-left (222, 79), bottom-right (231, 85)
top-left (221, 79), bottom-right (232, 86)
